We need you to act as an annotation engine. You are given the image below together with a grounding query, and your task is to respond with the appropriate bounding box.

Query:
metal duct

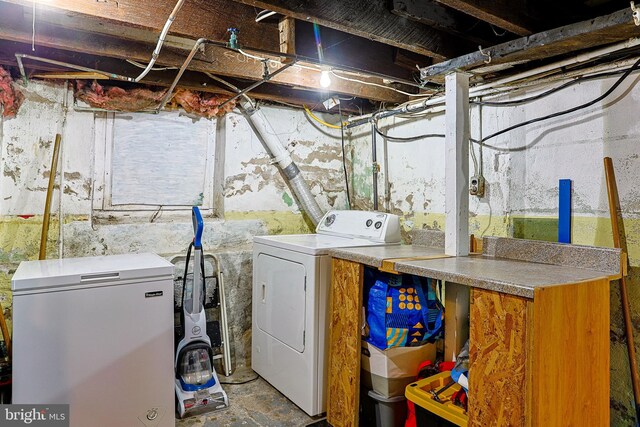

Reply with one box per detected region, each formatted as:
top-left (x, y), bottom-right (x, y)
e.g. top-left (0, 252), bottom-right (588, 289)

top-left (241, 103), bottom-right (325, 226)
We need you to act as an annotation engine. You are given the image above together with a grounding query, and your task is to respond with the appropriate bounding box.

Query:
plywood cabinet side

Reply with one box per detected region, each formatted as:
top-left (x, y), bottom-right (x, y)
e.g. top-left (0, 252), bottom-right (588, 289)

top-left (531, 279), bottom-right (610, 426)
top-left (469, 288), bottom-right (530, 426)
top-left (327, 258), bottom-right (364, 427)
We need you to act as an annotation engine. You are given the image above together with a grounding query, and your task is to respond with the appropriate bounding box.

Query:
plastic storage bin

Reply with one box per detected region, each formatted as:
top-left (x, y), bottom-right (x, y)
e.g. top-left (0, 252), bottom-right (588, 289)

top-left (361, 340), bottom-right (437, 398)
top-left (361, 388), bottom-right (407, 427)
top-left (405, 371), bottom-right (468, 427)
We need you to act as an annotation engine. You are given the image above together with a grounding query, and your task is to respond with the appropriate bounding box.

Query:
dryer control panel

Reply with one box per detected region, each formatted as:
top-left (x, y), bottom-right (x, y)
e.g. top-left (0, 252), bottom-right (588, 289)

top-left (316, 210), bottom-right (401, 243)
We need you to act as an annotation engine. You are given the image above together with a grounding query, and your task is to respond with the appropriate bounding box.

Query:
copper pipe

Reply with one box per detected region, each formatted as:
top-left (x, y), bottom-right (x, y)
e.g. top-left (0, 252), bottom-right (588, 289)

top-left (39, 134), bottom-right (61, 260)
top-left (604, 156), bottom-right (640, 419)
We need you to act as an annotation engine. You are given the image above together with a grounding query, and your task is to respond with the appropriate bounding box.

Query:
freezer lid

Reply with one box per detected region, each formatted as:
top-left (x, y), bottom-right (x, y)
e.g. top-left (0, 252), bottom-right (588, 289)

top-left (11, 253), bottom-right (174, 293)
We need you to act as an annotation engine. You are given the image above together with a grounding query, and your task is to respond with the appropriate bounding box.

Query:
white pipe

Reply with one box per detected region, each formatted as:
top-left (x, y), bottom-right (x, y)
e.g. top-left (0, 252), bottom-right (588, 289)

top-left (134, 0), bottom-right (186, 82)
top-left (479, 56), bottom-right (640, 98)
top-left (470, 37), bottom-right (640, 94)
top-left (242, 103), bottom-right (325, 225)
top-left (348, 37), bottom-right (640, 126)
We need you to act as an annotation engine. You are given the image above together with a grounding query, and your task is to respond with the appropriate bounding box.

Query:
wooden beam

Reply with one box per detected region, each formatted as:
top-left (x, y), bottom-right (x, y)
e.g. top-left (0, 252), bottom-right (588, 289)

top-left (0, 10), bottom-right (409, 103)
top-left (228, 0), bottom-right (476, 59)
top-left (420, 8), bottom-right (639, 79)
top-left (0, 40), bottom-right (372, 114)
top-left (390, 0), bottom-right (494, 45)
top-left (278, 17), bottom-right (295, 59)
top-left (434, 0), bottom-right (535, 36)
top-left (295, 21), bottom-right (417, 81)
top-left (5, 0), bottom-right (437, 80)
top-left (4, 0), bottom-right (279, 51)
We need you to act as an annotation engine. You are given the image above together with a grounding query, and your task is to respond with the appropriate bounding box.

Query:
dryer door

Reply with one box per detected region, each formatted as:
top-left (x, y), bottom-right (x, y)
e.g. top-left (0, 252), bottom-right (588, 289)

top-left (255, 253), bottom-right (306, 352)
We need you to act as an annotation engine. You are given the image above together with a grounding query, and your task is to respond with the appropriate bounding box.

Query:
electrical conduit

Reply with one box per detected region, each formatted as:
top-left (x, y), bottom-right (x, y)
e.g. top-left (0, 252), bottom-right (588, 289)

top-left (134, 0), bottom-right (186, 82)
top-left (241, 103), bottom-right (324, 226)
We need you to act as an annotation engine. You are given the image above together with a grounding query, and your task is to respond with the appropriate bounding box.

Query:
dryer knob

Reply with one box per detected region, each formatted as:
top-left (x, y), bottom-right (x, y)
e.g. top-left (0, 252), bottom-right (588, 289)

top-left (325, 214), bottom-right (336, 227)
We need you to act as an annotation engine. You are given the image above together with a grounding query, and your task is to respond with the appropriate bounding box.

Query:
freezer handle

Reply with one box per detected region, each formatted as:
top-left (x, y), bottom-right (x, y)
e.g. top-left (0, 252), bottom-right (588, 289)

top-left (80, 272), bottom-right (120, 282)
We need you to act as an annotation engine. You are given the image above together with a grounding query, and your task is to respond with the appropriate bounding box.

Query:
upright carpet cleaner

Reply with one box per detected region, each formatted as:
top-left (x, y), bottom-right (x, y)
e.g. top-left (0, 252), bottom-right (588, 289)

top-left (175, 207), bottom-right (229, 417)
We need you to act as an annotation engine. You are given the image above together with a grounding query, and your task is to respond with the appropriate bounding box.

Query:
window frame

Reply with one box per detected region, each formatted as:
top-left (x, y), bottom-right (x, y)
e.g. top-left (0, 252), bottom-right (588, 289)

top-left (92, 112), bottom-right (217, 219)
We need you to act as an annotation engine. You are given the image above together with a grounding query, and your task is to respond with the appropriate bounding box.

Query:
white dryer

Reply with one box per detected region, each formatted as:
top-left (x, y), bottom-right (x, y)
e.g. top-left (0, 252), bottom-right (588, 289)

top-left (251, 210), bottom-right (401, 416)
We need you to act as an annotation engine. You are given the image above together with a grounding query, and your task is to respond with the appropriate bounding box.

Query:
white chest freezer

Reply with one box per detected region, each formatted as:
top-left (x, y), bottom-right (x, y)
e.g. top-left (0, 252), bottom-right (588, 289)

top-left (11, 253), bottom-right (175, 427)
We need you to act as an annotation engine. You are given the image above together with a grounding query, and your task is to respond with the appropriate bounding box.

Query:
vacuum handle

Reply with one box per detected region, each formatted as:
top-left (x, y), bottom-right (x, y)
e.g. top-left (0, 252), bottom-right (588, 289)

top-left (191, 206), bottom-right (204, 248)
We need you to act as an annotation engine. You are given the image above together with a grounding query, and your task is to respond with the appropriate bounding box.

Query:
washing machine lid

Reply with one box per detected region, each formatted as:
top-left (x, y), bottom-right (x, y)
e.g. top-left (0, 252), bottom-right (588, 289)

top-left (253, 233), bottom-right (390, 256)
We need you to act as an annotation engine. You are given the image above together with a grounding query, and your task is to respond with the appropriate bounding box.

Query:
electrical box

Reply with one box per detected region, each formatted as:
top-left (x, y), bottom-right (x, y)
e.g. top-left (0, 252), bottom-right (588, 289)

top-left (470, 175), bottom-right (485, 197)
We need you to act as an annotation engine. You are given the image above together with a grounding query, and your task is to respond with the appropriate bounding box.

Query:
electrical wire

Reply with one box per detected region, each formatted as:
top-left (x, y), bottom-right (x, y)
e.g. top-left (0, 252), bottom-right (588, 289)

top-left (479, 56), bottom-right (640, 144)
top-left (371, 57), bottom-right (640, 151)
top-left (134, 0), bottom-right (186, 82)
top-left (303, 104), bottom-right (345, 129)
top-left (330, 71), bottom-right (430, 97)
top-left (469, 115), bottom-right (478, 175)
top-left (255, 10), bottom-right (277, 22)
top-left (472, 68), bottom-right (631, 107)
top-left (126, 59), bottom-right (178, 71)
top-left (373, 121), bottom-right (444, 142)
top-left (234, 48), bottom-right (428, 98)
top-left (338, 102), bottom-right (351, 209)
top-left (220, 376), bottom-right (260, 385)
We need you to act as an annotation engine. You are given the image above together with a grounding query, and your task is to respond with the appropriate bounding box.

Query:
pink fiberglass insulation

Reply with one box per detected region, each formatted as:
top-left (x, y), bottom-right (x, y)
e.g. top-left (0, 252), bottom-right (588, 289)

top-left (0, 66), bottom-right (24, 118)
top-left (169, 89), bottom-right (236, 118)
top-left (74, 81), bottom-right (235, 118)
top-left (75, 80), bottom-right (166, 111)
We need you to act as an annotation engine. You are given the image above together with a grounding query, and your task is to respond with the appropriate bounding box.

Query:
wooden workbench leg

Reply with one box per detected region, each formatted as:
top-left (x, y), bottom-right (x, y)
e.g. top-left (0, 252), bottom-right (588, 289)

top-left (469, 288), bottom-right (530, 427)
top-left (327, 258), bottom-right (364, 427)
top-left (530, 279), bottom-right (609, 426)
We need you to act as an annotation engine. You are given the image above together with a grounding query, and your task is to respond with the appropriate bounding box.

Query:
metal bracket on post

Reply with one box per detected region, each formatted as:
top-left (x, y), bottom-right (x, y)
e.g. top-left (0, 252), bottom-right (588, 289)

top-left (444, 72), bottom-right (471, 257)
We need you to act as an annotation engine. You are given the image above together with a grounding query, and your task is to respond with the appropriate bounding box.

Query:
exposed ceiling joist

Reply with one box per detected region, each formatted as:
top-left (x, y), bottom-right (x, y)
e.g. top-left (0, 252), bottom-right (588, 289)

top-left (0, 10), bottom-right (410, 103)
top-left (390, 0), bottom-right (497, 45)
top-left (226, 0), bottom-right (476, 59)
top-left (434, 0), bottom-right (536, 36)
top-left (4, 0), bottom-right (280, 51)
top-left (420, 8), bottom-right (640, 79)
top-left (0, 41), bottom-right (371, 114)
top-left (3, 0), bottom-right (422, 82)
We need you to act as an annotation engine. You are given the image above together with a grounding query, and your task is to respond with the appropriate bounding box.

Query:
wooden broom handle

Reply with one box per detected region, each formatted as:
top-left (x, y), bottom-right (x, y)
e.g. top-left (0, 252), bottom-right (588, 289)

top-left (0, 305), bottom-right (9, 362)
top-left (604, 157), bottom-right (622, 249)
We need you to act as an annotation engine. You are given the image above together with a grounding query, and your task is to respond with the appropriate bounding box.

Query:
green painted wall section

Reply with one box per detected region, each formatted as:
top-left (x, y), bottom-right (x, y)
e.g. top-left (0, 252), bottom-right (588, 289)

top-left (225, 211), bottom-right (314, 235)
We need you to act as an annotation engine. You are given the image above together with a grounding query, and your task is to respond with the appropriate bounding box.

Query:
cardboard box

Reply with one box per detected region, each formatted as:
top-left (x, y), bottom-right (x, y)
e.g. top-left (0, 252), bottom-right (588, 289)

top-left (361, 340), bottom-right (437, 398)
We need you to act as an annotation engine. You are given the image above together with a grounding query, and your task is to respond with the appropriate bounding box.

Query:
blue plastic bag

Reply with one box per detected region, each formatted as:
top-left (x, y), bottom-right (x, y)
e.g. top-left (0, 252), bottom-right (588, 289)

top-left (363, 267), bottom-right (443, 350)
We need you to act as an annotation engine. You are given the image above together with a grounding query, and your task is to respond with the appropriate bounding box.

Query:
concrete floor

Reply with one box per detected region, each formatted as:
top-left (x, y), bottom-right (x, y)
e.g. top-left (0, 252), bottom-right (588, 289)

top-left (176, 376), bottom-right (323, 427)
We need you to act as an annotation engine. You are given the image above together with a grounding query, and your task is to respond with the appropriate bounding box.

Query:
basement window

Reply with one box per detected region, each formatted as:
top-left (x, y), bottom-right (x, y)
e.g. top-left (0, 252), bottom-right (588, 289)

top-left (93, 112), bottom-right (217, 217)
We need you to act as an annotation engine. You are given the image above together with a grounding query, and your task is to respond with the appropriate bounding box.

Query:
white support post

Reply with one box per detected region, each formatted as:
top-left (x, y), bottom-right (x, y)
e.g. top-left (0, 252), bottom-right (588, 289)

top-left (444, 72), bottom-right (470, 257)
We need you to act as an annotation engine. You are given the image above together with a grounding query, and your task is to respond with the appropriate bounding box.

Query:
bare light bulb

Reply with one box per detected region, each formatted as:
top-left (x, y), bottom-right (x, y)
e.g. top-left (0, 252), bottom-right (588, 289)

top-left (320, 70), bottom-right (332, 88)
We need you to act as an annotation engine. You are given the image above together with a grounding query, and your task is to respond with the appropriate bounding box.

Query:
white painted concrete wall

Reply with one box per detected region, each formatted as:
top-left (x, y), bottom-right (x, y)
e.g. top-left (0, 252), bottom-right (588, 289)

top-left (348, 73), bottom-right (640, 241)
top-left (3, 74), bottom-right (640, 423)
top-left (0, 80), bottom-right (348, 367)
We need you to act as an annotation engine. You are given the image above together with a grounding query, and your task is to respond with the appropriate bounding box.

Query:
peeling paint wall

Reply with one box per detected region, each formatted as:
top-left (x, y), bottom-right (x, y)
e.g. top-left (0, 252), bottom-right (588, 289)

top-left (348, 74), bottom-right (640, 425)
top-left (0, 80), bottom-right (348, 369)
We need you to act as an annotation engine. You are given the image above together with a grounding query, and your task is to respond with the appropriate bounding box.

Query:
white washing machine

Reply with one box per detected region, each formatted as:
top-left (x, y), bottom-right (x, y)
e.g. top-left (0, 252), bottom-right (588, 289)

top-left (251, 210), bottom-right (401, 416)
